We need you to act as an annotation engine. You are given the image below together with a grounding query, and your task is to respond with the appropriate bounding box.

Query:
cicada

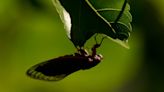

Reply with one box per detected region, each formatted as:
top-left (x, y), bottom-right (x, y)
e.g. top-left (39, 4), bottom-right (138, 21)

top-left (26, 43), bottom-right (103, 81)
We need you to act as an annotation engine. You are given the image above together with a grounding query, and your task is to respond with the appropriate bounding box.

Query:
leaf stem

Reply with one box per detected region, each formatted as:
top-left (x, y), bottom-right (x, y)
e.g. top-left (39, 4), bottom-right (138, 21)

top-left (114, 0), bottom-right (128, 23)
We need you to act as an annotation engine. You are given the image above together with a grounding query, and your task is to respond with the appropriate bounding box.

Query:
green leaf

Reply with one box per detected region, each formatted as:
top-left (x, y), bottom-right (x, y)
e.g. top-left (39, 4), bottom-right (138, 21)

top-left (52, 0), bottom-right (132, 48)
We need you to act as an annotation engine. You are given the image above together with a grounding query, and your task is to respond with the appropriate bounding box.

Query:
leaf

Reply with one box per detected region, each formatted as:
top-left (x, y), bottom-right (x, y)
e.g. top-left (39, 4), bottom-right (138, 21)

top-left (52, 0), bottom-right (71, 38)
top-left (52, 0), bottom-right (132, 48)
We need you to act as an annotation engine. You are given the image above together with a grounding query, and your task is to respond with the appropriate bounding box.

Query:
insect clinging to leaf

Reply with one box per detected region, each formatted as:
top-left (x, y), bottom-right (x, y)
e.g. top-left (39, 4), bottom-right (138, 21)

top-left (26, 35), bottom-right (105, 81)
top-left (26, 0), bottom-right (132, 81)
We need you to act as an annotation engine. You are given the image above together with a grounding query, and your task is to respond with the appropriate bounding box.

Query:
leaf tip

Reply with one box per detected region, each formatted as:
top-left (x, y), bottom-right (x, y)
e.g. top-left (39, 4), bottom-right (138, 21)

top-left (107, 37), bottom-right (130, 49)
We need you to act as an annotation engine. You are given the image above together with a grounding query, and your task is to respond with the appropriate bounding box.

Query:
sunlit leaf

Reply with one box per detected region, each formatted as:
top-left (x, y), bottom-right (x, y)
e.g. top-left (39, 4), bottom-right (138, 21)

top-left (52, 0), bottom-right (132, 48)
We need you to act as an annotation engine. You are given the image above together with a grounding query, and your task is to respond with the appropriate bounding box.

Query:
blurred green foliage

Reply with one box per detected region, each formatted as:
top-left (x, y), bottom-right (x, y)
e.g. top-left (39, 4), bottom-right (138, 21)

top-left (0, 0), bottom-right (164, 92)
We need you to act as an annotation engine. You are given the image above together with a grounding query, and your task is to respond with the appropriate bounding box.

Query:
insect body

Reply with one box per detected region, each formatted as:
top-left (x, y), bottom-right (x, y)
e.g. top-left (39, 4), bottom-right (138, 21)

top-left (26, 44), bottom-right (103, 81)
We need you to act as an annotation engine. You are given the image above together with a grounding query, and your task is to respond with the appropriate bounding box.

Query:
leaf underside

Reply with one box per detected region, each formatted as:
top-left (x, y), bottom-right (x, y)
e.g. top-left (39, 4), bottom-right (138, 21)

top-left (53, 0), bottom-right (132, 48)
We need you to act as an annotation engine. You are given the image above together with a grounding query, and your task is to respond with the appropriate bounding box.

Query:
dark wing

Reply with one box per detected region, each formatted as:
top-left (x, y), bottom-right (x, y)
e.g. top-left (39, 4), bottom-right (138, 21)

top-left (26, 55), bottom-right (88, 81)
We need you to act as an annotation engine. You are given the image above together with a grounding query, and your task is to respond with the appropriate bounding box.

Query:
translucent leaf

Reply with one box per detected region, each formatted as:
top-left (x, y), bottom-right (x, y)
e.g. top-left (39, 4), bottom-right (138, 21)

top-left (52, 0), bottom-right (71, 38)
top-left (52, 0), bottom-right (132, 48)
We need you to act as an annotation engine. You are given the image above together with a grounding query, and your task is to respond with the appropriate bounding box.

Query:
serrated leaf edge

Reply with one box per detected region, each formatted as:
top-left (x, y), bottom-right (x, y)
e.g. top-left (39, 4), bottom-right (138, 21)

top-left (97, 9), bottom-right (132, 24)
top-left (86, 0), bottom-right (131, 48)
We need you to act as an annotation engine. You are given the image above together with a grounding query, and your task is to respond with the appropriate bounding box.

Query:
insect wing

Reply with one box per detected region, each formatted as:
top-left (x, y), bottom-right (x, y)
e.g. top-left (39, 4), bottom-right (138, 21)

top-left (26, 55), bottom-right (87, 81)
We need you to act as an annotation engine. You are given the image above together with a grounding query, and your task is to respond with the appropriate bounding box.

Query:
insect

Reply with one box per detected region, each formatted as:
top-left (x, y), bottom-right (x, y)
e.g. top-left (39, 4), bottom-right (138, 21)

top-left (26, 35), bottom-right (105, 81)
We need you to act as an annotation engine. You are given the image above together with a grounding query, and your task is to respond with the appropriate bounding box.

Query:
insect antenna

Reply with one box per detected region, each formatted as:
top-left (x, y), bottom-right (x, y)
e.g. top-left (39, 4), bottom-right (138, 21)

top-left (92, 34), bottom-right (107, 56)
top-left (94, 34), bottom-right (107, 45)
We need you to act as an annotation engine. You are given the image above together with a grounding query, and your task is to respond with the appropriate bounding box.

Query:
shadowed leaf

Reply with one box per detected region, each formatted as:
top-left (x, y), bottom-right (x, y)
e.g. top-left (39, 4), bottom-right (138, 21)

top-left (53, 0), bottom-right (132, 48)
